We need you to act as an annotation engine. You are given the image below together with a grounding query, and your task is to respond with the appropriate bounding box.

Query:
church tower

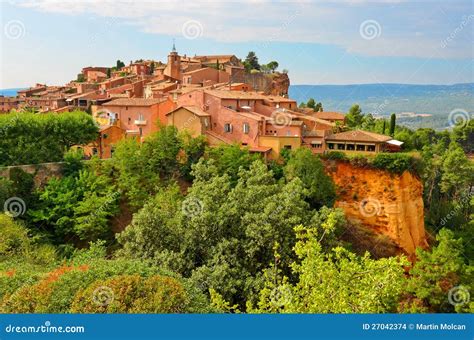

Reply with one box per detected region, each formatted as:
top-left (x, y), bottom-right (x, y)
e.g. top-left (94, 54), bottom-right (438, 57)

top-left (164, 41), bottom-right (181, 81)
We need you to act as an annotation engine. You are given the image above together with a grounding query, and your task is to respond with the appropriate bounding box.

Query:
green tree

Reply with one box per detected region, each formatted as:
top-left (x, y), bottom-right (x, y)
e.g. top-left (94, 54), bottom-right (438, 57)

top-left (389, 113), bottom-right (396, 136)
top-left (346, 104), bottom-right (364, 127)
top-left (106, 68), bottom-right (111, 78)
top-left (0, 111), bottom-right (98, 166)
top-left (244, 51), bottom-right (260, 71)
top-left (112, 126), bottom-right (182, 208)
top-left (250, 224), bottom-right (407, 313)
top-left (284, 148), bottom-right (336, 209)
top-left (118, 159), bottom-right (320, 308)
top-left (403, 229), bottom-right (472, 313)
top-left (116, 60), bottom-right (125, 69)
top-left (267, 61), bottom-right (279, 72)
top-left (307, 98), bottom-right (316, 109)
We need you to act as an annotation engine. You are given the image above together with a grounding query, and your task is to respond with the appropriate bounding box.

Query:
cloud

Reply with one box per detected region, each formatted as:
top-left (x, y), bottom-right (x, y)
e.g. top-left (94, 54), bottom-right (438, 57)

top-left (12, 0), bottom-right (474, 59)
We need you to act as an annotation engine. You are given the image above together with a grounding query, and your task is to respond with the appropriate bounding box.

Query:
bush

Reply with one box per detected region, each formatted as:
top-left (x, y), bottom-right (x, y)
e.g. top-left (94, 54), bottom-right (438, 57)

top-left (372, 153), bottom-right (419, 174)
top-left (2, 264), bottom-right (87, 313)
top-left (71, 274), bottom-right (187, 313)
top-left (321, 151), bottom-right (347, 160)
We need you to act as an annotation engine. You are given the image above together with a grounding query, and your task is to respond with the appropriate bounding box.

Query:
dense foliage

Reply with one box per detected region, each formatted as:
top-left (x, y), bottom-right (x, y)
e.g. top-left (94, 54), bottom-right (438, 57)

top-left (0, 113), bottom-right (472, 314)
top-left (0, 111), bottom-right (98, 166)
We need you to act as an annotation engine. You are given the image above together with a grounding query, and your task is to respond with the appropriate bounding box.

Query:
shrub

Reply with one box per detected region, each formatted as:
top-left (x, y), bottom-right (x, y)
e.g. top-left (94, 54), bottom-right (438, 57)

top-left (372, 153), bottom-right (418, 174)
top-left (2, 265), bottom-right (87, 313)
top-left (71, 274), bottom-right (187, 313)
top-left (321, 151), bottom-right (347, 160)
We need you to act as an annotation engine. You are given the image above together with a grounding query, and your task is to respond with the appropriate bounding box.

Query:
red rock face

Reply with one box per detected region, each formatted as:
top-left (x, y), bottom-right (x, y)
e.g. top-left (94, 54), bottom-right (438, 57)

top-left (326, 161), bottom-right (428, 256)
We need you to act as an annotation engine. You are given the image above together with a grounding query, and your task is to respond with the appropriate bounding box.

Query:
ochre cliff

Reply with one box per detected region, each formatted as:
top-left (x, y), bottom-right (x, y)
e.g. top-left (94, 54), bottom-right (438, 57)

top-left (325, 161), bottom-right (428, 256)
top-left (243, 72), bottom-right (289, 95)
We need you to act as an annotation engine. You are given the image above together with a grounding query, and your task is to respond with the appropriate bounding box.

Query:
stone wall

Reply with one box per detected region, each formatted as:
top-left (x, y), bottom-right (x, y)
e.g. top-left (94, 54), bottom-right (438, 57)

top-left (0, 162), bottom-right (64, 187)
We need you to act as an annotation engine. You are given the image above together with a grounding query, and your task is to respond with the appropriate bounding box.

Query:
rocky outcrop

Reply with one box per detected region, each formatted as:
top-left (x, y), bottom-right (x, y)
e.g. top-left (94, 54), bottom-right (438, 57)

top-left (325, 161), bottom-right (428, 256)
top-left (243, 72), bottom-right (289, 96)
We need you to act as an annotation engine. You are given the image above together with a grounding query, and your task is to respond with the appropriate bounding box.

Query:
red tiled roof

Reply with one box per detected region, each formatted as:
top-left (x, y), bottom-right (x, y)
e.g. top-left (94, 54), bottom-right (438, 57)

top-left (102, 98), bottom-right (165, 107)
top-left (314, 111), bottom-right (346, 121)
top-left (326, 130), bottom-right (392, 143)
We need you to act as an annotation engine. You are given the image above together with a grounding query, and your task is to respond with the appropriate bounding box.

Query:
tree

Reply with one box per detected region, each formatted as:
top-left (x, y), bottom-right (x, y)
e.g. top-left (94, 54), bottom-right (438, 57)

top-left (382, 120), bottom-right (386, 134)
top-left (389, 113), bottom-right (396, 136)
top-left (106, 68), bottom-right (111, 78)
top-left (29, 167), bottom-right (119, 243)
top-left (439, 142), bottom-right (473, 199)
top-left (76, 73), bottom-right (85, 82)
top-left (250, 224), bottom-right (407, 313)
top-left (149, 62), bottom-right (155, 75)
top-left (116, 60), bottom-right (125, 69)
top-left (284, 148), bottom-right (336, 209)
top-left (307, 98), bottom-right (316, 109)
top-left (403, 229), bottom-right (472, 313)
top-left (118, 159), bottom-right (320, 308)
top-left (346, 104), bottom-right (364, 127)
top-left (267, 61), bottom-right (279, 72)
top-left (0, 111), bottom-right (98, 166)
top-left (244, 51), bottom-right (260, 71)
top-left (112, 126), bottom-right (183, 208)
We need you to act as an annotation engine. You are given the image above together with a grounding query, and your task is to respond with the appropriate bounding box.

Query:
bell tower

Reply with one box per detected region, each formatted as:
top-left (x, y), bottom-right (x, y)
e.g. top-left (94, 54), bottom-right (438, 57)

top-left (164, 40), bottom-right (181, 81)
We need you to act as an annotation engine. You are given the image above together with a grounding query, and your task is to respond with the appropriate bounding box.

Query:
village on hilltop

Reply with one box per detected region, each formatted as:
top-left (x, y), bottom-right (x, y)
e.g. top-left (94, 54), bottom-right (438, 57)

top-left (0, 45), bottom-right (403, 159)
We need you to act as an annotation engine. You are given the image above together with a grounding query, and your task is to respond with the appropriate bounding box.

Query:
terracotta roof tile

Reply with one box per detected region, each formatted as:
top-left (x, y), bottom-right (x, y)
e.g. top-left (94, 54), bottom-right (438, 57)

top-left (326, 130), bottom-right (392, 143)
top-left (102, 98), bottom-right (165, 106)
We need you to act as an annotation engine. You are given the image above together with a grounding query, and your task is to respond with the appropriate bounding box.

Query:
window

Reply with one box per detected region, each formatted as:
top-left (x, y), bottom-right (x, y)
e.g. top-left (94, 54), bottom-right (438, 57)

top-left (224, 123), bottom-right (232, 133)
top-left (284, 145), bottom-right (292, 150)
top-left (204, 118), bottom-right (209, 128)
top-left (128, 117), bottom-right (131, 124)
top-left (311, 142), bottom-right (322, 149)
top-left (337, 144), bottom-right (345, 150)
top-left (243, 123), bottom-right (250, 134)
top-left (328, 143), bottom-right (335, 150)
top-left (346, 144), bottom-right (355, 150)
top-left (356, 144), bottom-right (365, 151)
top-left (92, 148), bottom-right (98, 155)
top-left (138, 113), bottom-right (144, 121)
top-left (367, 145), bottom-right (376, 152)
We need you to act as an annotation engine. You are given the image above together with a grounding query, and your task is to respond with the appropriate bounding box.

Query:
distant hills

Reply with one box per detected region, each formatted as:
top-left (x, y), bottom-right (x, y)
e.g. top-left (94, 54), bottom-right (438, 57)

top-left (290, 83), bottom-right (474, 130)
top-left (0, 88), bottom-right (24, 97)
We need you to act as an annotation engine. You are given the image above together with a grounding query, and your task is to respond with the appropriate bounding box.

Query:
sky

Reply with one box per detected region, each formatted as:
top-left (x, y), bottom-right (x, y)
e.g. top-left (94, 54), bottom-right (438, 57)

top-left (0, 0), bottom-right (473, 88)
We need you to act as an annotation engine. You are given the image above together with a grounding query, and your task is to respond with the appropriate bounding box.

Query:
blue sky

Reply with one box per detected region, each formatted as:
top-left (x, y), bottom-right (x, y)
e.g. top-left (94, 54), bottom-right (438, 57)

top-left (1, 0), bottom-right (473, 88)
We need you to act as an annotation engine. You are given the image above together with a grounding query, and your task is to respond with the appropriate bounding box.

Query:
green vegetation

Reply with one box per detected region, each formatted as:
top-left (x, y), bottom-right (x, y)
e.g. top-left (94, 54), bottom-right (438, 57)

top-left (0, 111), bottom-right (98, 166)
top-left (0, 113), bottom-right (472, 314)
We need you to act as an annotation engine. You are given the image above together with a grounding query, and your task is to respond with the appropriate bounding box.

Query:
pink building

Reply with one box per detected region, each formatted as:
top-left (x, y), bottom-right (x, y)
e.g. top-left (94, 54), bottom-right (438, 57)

top-left (100, 97), bottom-right (175, 141)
